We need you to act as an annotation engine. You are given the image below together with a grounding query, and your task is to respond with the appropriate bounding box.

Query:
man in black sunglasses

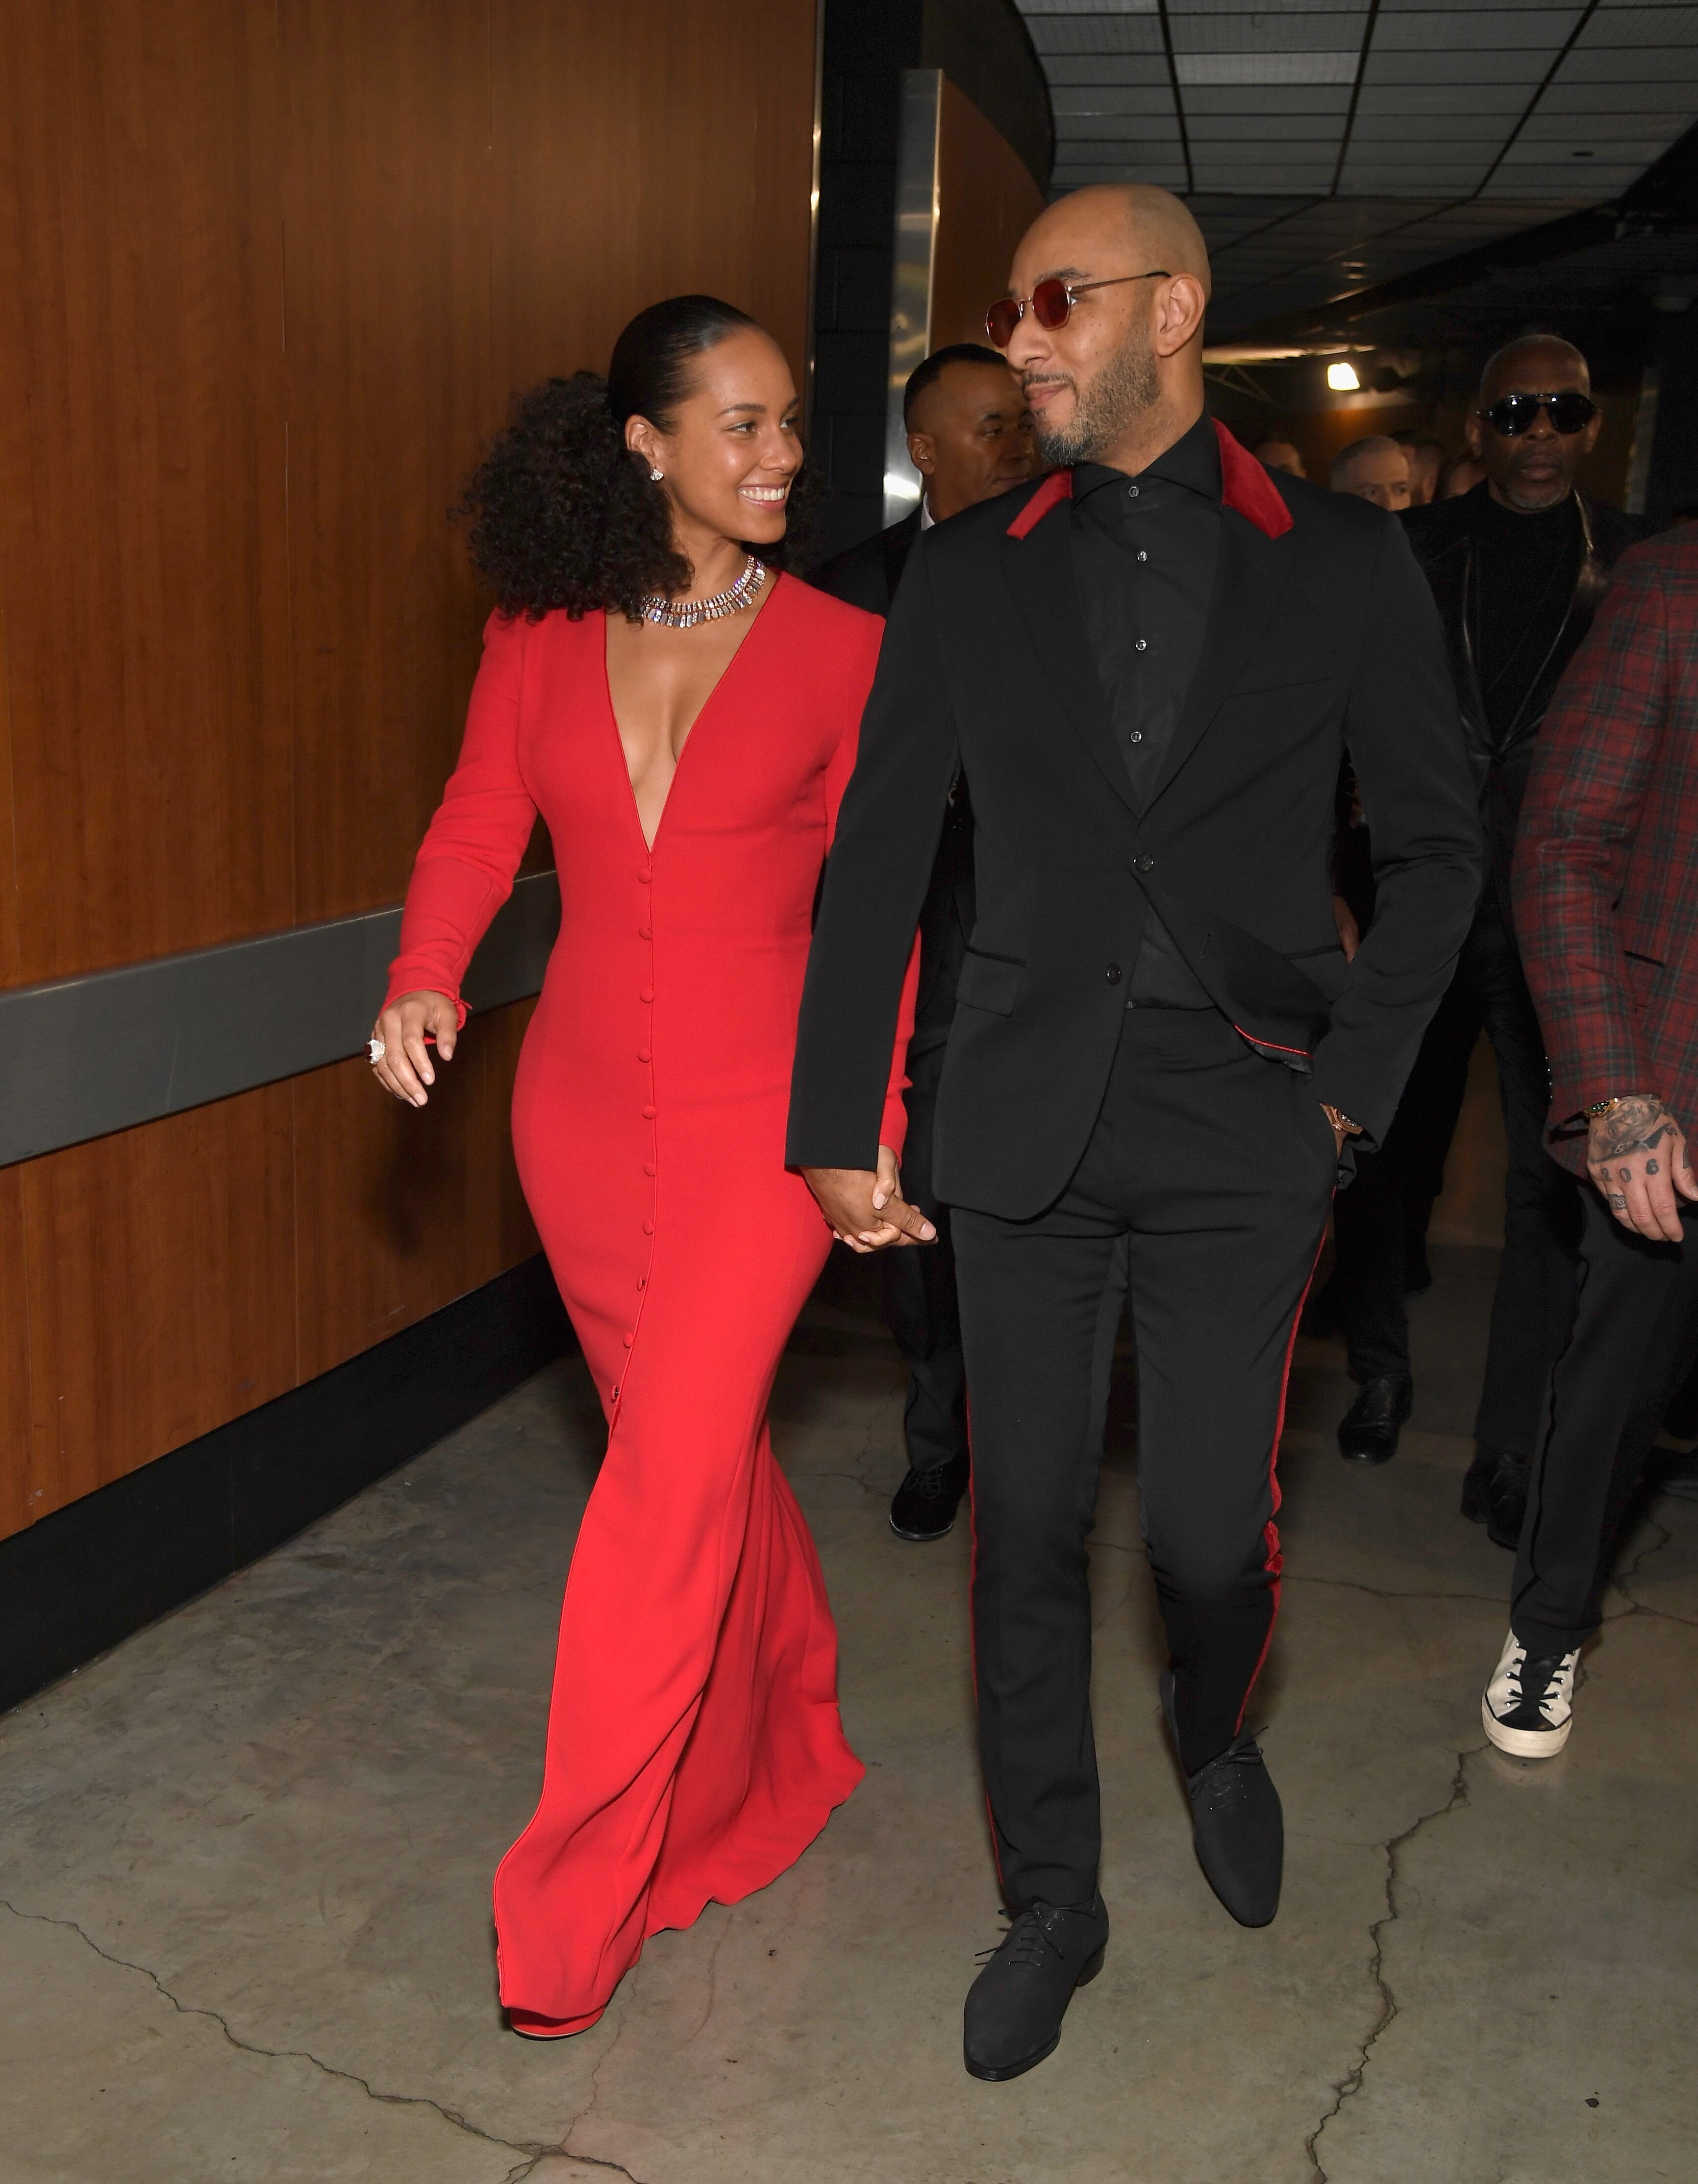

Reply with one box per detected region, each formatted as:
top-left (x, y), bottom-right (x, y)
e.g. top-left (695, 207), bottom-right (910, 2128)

top-left (1323, 335), bottom-right (1648, 1521)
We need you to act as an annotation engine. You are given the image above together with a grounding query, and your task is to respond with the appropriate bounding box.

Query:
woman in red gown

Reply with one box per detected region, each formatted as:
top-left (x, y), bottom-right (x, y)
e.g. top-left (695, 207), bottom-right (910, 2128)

top-left (371, 298), bottom-right (925, 2035)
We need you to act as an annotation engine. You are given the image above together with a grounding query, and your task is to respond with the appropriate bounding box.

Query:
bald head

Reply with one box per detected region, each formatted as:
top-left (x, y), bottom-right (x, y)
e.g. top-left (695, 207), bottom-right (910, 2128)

top-left (1481, 333), bottom-right (1590, 404)
top-left (1024, 184), bottom-right (1213, 303)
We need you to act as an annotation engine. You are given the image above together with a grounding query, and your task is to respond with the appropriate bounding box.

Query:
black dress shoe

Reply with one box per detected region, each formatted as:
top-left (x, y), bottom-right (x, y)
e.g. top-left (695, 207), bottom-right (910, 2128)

top-left (1485, 1453), bottom-right (1531, 1550)
top-left (963, 1896), bottom-right (1108, 2082)
top-left (1337, 1375), bottom-right (1413, 1464)
top-left (889, 1448), bottom-right (970, 1541)
top-left (1161, 1673), bottom-right (1283, 1928)
top-left (1461, 1442), bottom-right (1505, 1523)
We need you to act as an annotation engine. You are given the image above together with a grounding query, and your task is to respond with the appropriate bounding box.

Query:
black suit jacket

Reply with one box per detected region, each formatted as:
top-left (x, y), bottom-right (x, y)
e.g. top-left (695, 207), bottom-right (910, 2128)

top-left (811, 509), bottom-right (923, 618)
top-left (811, 507), bottom-right (974, 1048)
top-left (787, 423), bottom-right (1482, 1220)
top-left (1401, 482), bottom-right (1649, 891)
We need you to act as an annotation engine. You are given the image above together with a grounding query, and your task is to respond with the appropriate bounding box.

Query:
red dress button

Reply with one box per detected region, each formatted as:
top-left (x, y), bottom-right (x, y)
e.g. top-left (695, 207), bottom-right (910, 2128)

top-left (639, 926), bottom-right (652, 940)
top-left (643, 1218), bottom-right (654, 1234)
top-left (623, 1332), bottom-right (635, 1347)
top-left (610, 1383), bottom-right (620, 1400)
top-left (637, 871), bottom-right (651, 884)
top-left (643, 1105), bottom-right (656, 1118)
top-left (640, 989), bottom-right (654, 1004)
top-left (644, 1160), bottom-right (657, 1175)
top-left (638, 1048), bottom-right (651, 1063)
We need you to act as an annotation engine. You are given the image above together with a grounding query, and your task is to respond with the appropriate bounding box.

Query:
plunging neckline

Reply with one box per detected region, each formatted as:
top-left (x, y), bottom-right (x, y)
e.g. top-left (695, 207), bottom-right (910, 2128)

top-left (601, 574), bottom-right (780, 853)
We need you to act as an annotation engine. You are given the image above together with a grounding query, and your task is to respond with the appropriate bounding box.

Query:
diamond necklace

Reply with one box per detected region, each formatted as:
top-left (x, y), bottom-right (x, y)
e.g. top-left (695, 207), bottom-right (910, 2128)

top-left (638, 555), bottom-right (766, 630)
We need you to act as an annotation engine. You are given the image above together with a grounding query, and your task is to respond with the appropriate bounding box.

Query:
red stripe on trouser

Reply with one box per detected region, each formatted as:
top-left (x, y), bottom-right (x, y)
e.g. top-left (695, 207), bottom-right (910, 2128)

top-left (1234, 1217), bottom-right (1331, 1736)
top-left (962, 1387), bottom-right (1007, 1896)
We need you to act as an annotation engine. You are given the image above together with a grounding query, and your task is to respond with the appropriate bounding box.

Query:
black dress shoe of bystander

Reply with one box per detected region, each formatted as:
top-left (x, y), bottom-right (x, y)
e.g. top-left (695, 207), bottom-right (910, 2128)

top-left (1162, 1672), bottom-right (1283, 1927)
top-left (889, 1448), bottom-right (972, 1541)
top-left (962, 1897), bottom-right (1109, 2082)
top-left (1485, 1453), bottom-right (1531, 1549)
top-left (1461, 1441), bottom-right (1513, 1524)
top-left (1337, 1375), bottom-right (1413, 1464)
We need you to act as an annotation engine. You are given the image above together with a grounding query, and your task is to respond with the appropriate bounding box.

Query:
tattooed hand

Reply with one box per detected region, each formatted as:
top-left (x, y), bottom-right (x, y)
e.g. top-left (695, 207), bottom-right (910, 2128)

top-left (1586, 1094), bottom-right (1698, 1243)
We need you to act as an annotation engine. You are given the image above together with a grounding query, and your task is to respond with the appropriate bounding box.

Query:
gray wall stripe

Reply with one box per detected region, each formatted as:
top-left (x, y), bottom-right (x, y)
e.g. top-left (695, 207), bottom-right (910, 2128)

top-left (0, 870), bottom-right (561, 1168)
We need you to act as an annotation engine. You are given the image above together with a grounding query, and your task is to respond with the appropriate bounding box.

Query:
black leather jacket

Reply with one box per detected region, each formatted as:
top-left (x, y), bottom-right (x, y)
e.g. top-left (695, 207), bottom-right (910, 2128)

top-left (1401, 482), bottom-right (1648, 896)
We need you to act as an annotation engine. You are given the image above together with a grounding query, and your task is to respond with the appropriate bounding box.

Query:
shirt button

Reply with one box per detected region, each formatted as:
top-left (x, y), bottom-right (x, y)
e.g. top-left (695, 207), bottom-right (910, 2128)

top-left (638, 1047), bottom-right (651, 1063)
top-left (643, 1218), bottom-right (655, 1234)
top-left (1136, 854), bottom-right (1156, 873)
top-left (640, 988), bottom-right (654, 1003)
top-left (1127, 484), bottom-right (1140, 498)
top-left (1105, 963), bottom-right (1122, 986)
top-left (639, 926), bottom-right (652, 940)
top-left (643, 1104), bottom-right (656, 1118)
top-left (637, 1276), bottom-right (647, 1289)
top-left (644, 1160), bottom-right (657, 1175)
top-left (610, 1383), bottom-right (620, 1400)
top-left (623, 1332), bottom-right (635, 1347)
top-left (1137, 549), bottom-right (1148, 563)
top-left (1128, 730), bottom-right (1144, 745)
top-left (638, 871), bottom-right (651, 884)
top-left (1134, 637), bottom-right (1148, 651)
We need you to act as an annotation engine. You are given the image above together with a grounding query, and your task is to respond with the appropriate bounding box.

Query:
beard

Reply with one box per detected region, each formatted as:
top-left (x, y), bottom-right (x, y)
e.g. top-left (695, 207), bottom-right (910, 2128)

top-left (1031, 333), bottom-right (1161, 466)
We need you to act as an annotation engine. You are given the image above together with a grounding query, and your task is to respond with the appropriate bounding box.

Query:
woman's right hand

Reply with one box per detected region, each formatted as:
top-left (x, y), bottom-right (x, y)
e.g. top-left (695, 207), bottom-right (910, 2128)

top-left (370, 991), bottom-right (459, 1107)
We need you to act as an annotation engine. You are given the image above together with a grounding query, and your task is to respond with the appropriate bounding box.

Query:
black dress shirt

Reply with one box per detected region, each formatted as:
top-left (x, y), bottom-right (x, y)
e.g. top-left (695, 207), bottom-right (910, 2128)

top-left (1072, 410), bottom-right (1223, 1004)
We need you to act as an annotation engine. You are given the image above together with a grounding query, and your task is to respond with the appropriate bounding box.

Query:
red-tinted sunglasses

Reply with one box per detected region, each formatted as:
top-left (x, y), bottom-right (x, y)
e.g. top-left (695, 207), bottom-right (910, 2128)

top-left (986, 269), bottom-right (1170, 350)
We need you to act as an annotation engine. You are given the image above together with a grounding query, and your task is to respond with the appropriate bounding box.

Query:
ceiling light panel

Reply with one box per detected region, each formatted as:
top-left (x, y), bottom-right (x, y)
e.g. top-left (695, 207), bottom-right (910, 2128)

top-left (1175, 50), bottom-right (1360, 82)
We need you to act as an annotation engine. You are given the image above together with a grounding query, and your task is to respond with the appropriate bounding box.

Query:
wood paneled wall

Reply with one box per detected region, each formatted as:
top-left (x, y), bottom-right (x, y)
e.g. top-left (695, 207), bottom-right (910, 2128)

top-left (929, 77), bottom-right (1045, 354)
top-left (0, 0), bottom-right (820, 1539)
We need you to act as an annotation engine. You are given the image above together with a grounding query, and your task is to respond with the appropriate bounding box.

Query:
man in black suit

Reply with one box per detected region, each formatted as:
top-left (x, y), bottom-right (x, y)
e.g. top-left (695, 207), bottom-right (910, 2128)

top-left (1323, 337), bottom-right (1647, 1510)
top-left (813, 347), bottom-right (1035, 1542)
top-left (786, 184), bottom-right (1479, 2081)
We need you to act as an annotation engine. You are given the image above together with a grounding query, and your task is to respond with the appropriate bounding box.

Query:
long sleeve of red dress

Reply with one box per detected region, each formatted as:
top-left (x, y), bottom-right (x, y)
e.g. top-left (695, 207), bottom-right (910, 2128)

top-left (382, 579), bottom-right (917, 2035)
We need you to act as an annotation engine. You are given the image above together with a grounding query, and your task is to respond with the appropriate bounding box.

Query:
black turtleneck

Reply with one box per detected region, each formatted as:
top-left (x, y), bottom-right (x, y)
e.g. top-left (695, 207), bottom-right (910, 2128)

top-left (1471, 491), bottom-right (1583, 745)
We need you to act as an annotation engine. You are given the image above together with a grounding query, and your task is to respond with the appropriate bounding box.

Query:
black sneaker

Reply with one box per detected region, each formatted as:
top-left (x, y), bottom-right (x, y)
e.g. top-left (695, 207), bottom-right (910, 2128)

top-left (1337, 1375), bottom-right (1413, 1464)
top-left (889, 1448), bottom-right (971, 1542)
top-left (962, 1896), bottom-right (1108, 2082)
top-left (1161, 1672), bottom-right (1283, 1927)
top-left (1481, 1631), bottom-right (1578, 1758)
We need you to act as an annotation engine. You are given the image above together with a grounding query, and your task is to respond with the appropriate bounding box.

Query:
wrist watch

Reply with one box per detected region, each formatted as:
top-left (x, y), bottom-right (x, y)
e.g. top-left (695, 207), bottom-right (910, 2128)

top-left (1321, 1102), bottom-right (1362, 1138)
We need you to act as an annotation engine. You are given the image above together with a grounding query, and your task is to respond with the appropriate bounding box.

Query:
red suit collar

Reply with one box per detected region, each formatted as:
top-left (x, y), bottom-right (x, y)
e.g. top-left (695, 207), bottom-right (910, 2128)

top-left (1005, 419), bottom-right (1294, 542)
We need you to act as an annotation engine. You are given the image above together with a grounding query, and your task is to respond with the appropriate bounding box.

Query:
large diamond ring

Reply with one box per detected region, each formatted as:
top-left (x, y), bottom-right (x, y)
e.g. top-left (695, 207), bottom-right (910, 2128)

top-left (368, 1038), bottom-right (385, 1064)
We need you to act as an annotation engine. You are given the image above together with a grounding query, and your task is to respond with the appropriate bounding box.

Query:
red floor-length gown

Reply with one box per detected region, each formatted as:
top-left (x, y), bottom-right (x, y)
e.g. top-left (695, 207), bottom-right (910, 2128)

top-left (383, 574), bottom-right (908, 2035)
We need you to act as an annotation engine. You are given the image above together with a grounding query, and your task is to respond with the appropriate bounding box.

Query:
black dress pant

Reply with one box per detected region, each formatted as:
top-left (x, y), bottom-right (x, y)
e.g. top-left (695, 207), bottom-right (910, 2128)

top-left (882, 1037), bottom-right (971, 1473)
top-left (1331, 899), bottom-right (1580, 1455)
top-left (952, 1009), bottom-right (1336, 1911)
top-left (1513, 1191), bottom-right (1698, 1654)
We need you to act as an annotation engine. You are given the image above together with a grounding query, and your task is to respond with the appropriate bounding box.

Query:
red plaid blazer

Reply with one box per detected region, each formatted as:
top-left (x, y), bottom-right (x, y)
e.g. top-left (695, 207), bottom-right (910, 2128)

top-left (1514, 526), bottom-right (1698, 1174)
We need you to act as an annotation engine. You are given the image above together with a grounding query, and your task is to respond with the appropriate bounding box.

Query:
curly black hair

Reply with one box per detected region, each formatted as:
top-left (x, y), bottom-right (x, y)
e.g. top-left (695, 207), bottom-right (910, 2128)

top-left (454, 295), bottom-right (821, 622)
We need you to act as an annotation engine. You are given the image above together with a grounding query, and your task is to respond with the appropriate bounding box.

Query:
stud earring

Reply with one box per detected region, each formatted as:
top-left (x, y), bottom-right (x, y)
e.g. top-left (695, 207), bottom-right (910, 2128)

top-left (649, 466), bottom-right (663, 482)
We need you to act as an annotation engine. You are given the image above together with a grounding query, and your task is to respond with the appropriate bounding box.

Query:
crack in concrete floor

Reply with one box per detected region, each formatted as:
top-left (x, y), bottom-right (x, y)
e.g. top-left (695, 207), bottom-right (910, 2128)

top-left (1303, 1743), bottom-right (1487, 2182)
top-left (0, 1897), bottom-right (561, 2176)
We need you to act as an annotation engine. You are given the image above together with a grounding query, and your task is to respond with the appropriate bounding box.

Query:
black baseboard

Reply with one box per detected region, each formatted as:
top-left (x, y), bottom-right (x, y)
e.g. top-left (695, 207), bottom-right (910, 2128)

top-left (0, 1253), bottom-right (573, 1715)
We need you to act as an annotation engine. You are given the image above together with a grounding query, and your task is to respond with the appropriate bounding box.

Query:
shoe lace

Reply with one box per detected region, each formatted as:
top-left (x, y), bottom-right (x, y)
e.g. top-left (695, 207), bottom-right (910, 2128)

top-left (1504, 1647), bottom-right (1575, 1720)
top-left (974, 1904), bottom-right (1066, 1971)
top-left (1192, 1733), bottom-right (1264, 1815)
top-left (904, 1465), bottom-right (952, 1501)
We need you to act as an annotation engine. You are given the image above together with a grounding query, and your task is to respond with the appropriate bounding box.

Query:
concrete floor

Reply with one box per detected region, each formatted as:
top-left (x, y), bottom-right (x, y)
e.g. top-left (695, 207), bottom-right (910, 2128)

top-left (2, 1243), bottom-right (1695, 2184)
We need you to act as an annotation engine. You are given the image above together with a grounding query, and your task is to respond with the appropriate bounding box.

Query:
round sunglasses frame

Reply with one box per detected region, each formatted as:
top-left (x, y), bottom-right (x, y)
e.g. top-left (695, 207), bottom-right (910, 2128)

top-left (986, 269), bottom-right (1170, 350)
top-left (1480, 390), bottom-right (1599, 438)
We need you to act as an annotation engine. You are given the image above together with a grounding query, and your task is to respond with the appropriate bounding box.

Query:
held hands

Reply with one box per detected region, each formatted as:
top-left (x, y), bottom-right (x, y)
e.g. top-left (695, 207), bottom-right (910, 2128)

top-left (370, 991), bottom-right (459, 1107)
top-left (802, 1146), bottom-right (938, 1254)
top-left (1587, 1094), bottom-right (1698, 1242)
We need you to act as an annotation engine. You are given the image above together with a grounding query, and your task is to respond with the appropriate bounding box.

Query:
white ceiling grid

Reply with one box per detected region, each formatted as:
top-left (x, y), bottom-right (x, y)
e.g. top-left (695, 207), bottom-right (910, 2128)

top-left (1015, 0), bottom-right (1698, 331)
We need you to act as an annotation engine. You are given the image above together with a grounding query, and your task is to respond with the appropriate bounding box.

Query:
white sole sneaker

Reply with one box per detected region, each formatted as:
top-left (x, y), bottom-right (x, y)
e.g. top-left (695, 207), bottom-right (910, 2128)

top-left (1480, 1690), bottom-right (1571, 1758)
